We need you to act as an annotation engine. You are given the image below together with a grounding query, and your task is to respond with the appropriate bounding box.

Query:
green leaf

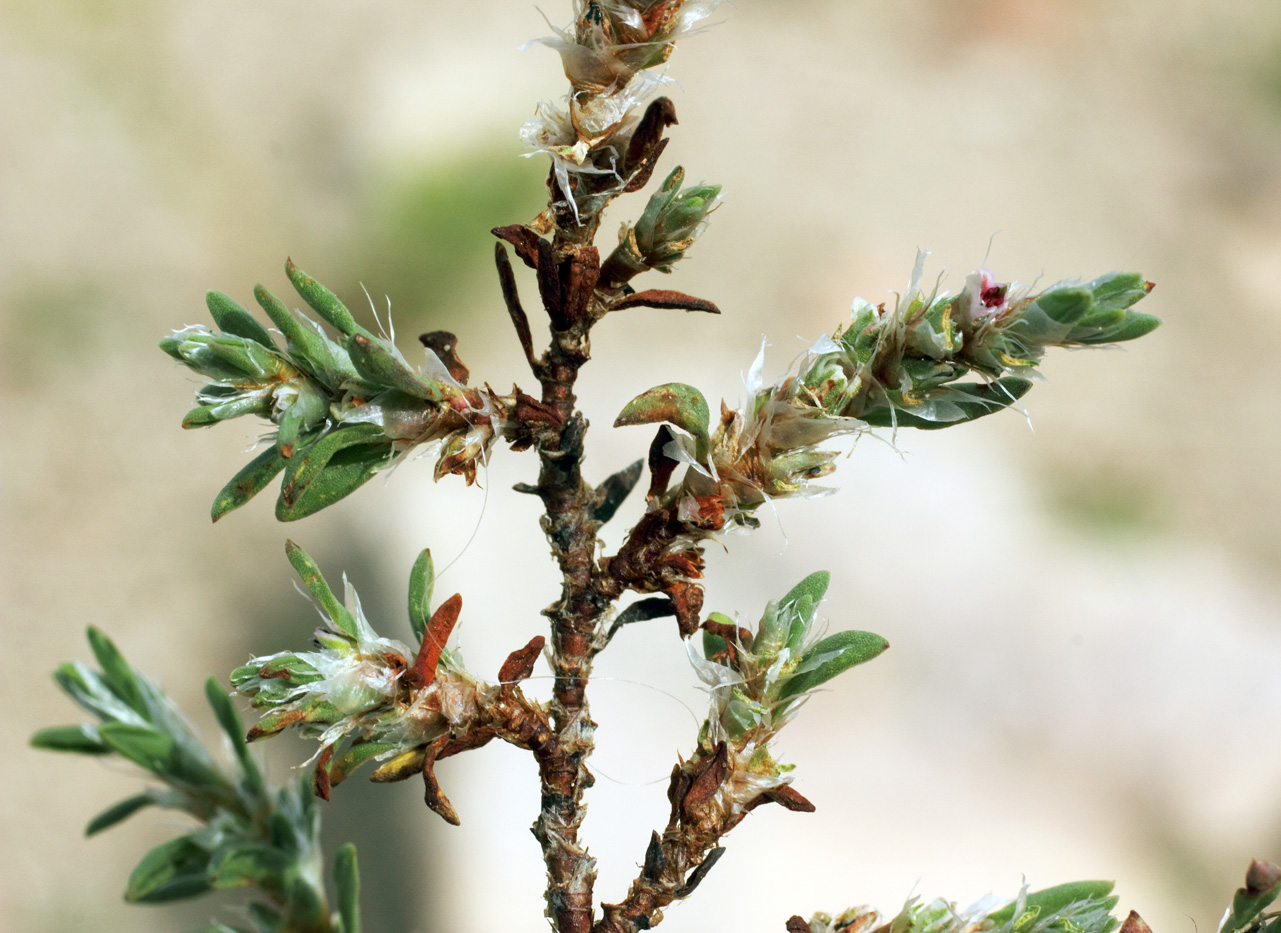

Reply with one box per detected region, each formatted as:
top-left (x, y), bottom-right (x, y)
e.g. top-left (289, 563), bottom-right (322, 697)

top-left (274, 382), bottom-right (329, 459)
top-left (207, 843), bottom-right (291, 894)
top-left (86, 626), bottom-right (144, 714)
top-left (861, 376), bottom-right (1033, 431)
top-left (327, 742), bottom-right (399, 787)
top-left (182, 394), bottom-right (274, 429)
top-left (1089, 272), bottom-right (1150, 312)
top-left (1073, 311), bottom-right (1160, 345)
top-left (276, 442), bottom-right (386, 521)
top-left (204, 678), bottom-right (264, 795)
top-left (407, 548), bottom-right (435, 642)
top-left (1221, 861), bottom-right (1281, 933)
top-left (702, 629), bottom-right (730, 664)
top-left (30, 724), bottom-right (109, 755)
top-left (776, 630), bottom-right (889, 700)
top-left (346, 333), bottom-right (444, 401)
top-left (98, 722), bottom-right (177, 774)
top-left (284, 541), bottom-right (358, 637)
top-left (334, 843), bottom-right (362, 933)
top-left (124, 835), bottom-right (212, 903)
top-left (206, 290), bottom-right (276, 348)
top-left (246, 902), bottom-right (284, 933)
top-left (85, 793), bottom-right (154, 836)
top-left (277, 424), bottom-right (387, 520)
top-left (779, 571), bottom-right (830, 653)
top-left (987, 881), bottom-right (1117, 926)
top-left (286, 259), bottom-right (366, 337)
top-left (1034, 288), bottom-right (1092, 326)
top-left (614, 382), bottom-right (710, 445)
top-left (211, 445), bottom-right (289, 522)
top-left (253, 284), bottom-right (341, 385)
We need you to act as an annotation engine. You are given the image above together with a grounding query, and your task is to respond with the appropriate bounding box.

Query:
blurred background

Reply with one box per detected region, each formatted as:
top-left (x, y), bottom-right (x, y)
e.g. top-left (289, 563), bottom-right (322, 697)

top-left (6, 0), bottom-right (1281, 930)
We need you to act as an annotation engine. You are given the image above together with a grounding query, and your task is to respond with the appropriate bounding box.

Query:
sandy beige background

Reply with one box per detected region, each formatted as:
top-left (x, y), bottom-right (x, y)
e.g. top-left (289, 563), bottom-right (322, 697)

top-left (5, 1), bottom-right (1281, 931)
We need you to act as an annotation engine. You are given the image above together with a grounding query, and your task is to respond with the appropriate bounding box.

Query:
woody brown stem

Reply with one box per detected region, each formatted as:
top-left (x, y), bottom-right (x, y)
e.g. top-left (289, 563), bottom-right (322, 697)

top-left (527, 233), bottom-right (615, 933)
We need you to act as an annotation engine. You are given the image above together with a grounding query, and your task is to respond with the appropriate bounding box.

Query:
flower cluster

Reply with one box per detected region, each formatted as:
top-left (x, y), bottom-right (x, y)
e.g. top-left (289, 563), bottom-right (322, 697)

top-left (684, 571), bottom-right (887, 817)
top-left (230, 542), bottom-right (493, 800)
top-left (523, 0), bottom-right (721, 225)
top-left (617, 255), bottom-right (1159, 529)
top-left (160, 260), bottom-right (519, 521)
top-left (798, 881), bottom-right (1121, 933)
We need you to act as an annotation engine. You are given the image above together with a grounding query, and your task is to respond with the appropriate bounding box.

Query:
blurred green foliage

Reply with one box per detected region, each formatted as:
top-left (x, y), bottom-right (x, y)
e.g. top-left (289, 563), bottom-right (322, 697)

top-left (351, 145), bottom-right (549, 334)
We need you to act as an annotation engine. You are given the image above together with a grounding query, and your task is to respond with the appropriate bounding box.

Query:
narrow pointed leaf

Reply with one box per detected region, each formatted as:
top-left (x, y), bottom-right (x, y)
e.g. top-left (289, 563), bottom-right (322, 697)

top-left (334, 843), bottom-right (362, 933)
top-left (327, 742), bottom-right (399, 787)
top-left (124, 835), bottom-right (212, 903)
top-left (277, 424), bottom-right (387, 520)
top-left (1074, 311), bottom-right (1161, 344)
top-left (212, 445), bottom-right (289, 522)
top-left (97, 723), bottom-right (177, 774)
top-left (276, 442), bottom-right (386, 521)
top-left (86, 627), bottom-right (144, 714)
top-left (206, 291), bottom-right (276, 348)
top-left (284, 541), bottom-right (357, 637)
top-left (347, 333), bottom-right (444, 401)
top-left (253, 284), bottom-right (336, 376)
top-left (861, 377), bottom-right (1033, 430)
top-left (407, 548), bottom-right (435, 642)
top-left (30, 724), bottom-right (109, 755)
top-left (286, 259), bottom-right (366, 337)
top-left (592, 459), bottom-right (644, 525)
top-left (612, 289), bottom-right (721, 314)
top-left (207, 843), bottom-right (290, 894)
top-left (987, 881), bottom-right (1117, 925)
top-left (204, 678), bottom-right (263, 794)
top-left (776, 630), bottom-right (889, 700)
top-left (85, 793), bottom-right (154, 836)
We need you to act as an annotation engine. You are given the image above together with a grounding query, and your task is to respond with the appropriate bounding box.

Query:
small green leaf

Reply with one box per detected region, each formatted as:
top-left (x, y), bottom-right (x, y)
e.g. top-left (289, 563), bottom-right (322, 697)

top-left (1089, 272), bottom-right (1150, 312)
top-left (30, 724), bottom-right (109, 755)
top-left (277, 424), bottom-right (386, 519)
top-left (327, 742), bottom-right (399, 787)
top-left (207, 843), bottom-right (291, 894)
top-left (274, 382), bottom-right (329, 458)
top-left (1221, 861), bottom-right (1281, 933)
top-left (124, 835), bottom-right (212, 903)
top-left (206, 290), bottom-right (276, 348)
top-left (86, 627), bottom-right (144, 714)
top-left (1074, 311), bottom-right (1160, 345)
top-left (334, 843), bottom-right (362, 933)
top-left (861, 376), bottom-right (1033, 431)
top-left (276, 442), bottom-right (386, 521)
top-left (1034, 288), bottom-right (1092, 325)
top-left (407, 548), bottom-right (435, 642)
top-left (212, 445), bottom-right (289, 522)
top-left (347, 333), bottom-right (444, 401)
top-left (284, 541), bottom-right (358, 637)
top-left (776, 630), bottom-right (889, 700)
top-left (98, 723), bottom-right (177, 774)
top-left (615, 382), bottom-right (710, 445)
top-left (254, 284), bottom-right (340, 385)
top-left (85, 793), bottom-right (154, 836)
top-left (987, 881), bottom-right (1117, 926)
top-left (204, 678), bottom-right (264, 795)
top-left (286, 259), bottom-right (367, 337)
top-left (780, 571), bottom-right (830, 653)
top-left (182, 394), bottom-right (273, 429)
